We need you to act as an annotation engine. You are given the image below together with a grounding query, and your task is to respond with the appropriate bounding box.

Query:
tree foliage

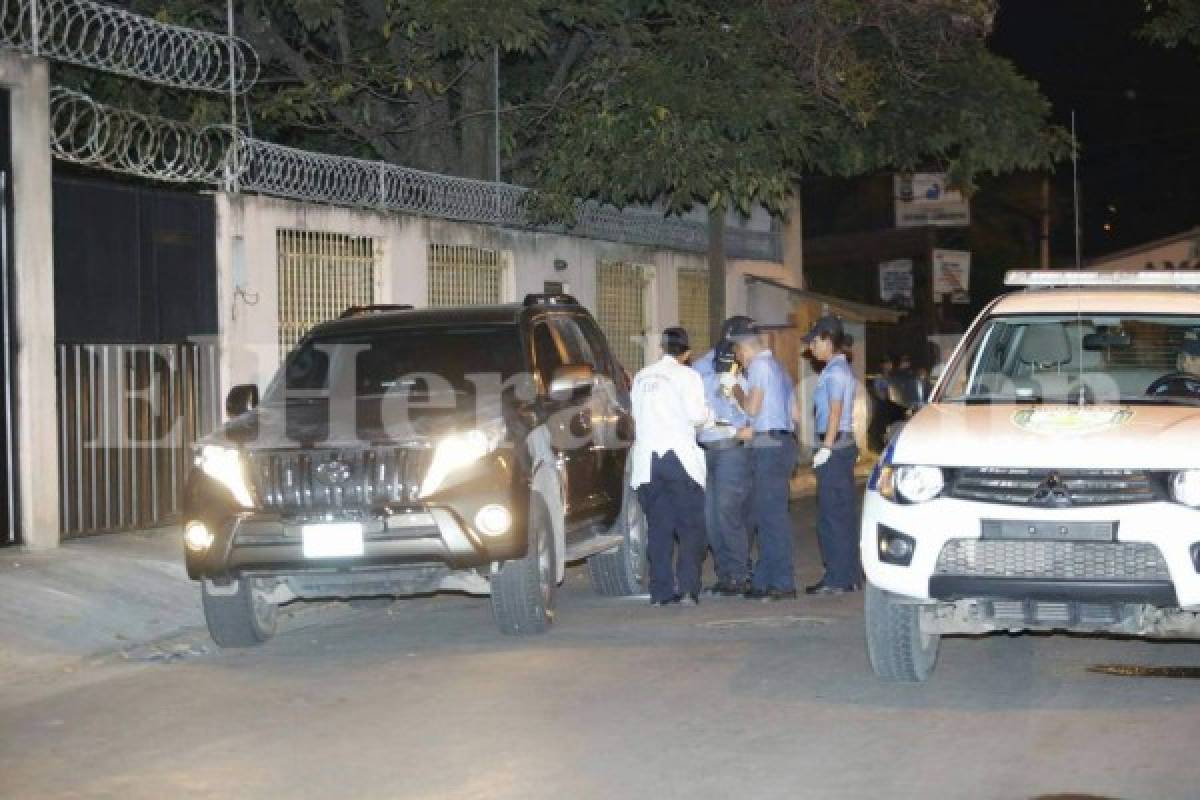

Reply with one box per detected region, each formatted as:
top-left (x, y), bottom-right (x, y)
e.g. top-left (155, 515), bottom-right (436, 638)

top-left (1142, 0), bottom-right (1200, 50)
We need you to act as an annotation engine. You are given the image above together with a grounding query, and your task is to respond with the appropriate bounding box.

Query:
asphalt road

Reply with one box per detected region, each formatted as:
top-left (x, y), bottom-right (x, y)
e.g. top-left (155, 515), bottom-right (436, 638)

top-left (4, 499), bottom-right (1200, 800)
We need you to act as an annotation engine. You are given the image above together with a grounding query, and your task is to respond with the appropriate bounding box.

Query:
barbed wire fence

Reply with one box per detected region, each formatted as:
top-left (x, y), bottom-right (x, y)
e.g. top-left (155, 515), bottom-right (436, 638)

top-left (15, 0), bottom-right (780, 259)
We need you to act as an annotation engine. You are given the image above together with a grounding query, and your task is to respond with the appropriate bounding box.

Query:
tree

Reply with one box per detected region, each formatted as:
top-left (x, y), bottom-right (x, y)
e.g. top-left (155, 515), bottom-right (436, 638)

top-left (527, 0), bottom-right (1067, 337)
top-left (1142, 0), bottom-right (1200, 50)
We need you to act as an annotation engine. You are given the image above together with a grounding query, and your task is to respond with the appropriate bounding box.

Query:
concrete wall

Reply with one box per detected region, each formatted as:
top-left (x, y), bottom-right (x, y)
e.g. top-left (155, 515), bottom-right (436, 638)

top-left (0, 52), bottom-right (59, 548)
top-left (213, 193), bottom-right (715, 396)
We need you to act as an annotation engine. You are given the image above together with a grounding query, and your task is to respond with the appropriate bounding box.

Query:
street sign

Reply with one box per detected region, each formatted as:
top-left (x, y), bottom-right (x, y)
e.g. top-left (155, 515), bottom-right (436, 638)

top-left (895, 173), bottom-right (970, 228)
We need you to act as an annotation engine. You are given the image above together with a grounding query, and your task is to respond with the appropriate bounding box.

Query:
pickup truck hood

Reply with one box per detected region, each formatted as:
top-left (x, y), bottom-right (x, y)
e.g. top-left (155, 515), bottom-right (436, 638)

top-left (892, 403), bottom-right (1200, 470)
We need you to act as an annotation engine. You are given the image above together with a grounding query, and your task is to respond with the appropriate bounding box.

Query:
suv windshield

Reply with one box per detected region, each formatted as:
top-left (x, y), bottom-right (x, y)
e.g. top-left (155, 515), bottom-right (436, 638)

top-left (264, 325), bottom-right (524, 402)
top-left (940, 314), bottom-right (1200, 406)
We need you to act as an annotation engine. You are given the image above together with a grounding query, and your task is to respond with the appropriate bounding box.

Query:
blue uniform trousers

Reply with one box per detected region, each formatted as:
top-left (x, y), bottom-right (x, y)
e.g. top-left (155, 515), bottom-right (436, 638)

top-left (704, 443), bottom-right (752, 585)
top-left (749, 433), bottom-right (798, 592)
top-left (815, 441), bottom-right (861, 588)
top-left (637, 451), bottom-right (707, 602)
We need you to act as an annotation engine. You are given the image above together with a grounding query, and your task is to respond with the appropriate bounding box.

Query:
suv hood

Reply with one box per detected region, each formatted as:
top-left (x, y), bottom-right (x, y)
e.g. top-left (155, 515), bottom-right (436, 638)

top-left (209, 395), bottom-right (508, 449)
top-left (893, 403), bottom-right (1200, 470)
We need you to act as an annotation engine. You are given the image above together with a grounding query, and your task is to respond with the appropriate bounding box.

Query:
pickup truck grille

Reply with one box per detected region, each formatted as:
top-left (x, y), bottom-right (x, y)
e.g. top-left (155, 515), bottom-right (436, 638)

top-left (948, 467), bottom-right (1161, 507)
top-left (247, 447), bottom-right (432, 513)
top-left (934, 539), bottom-right (1171, 582)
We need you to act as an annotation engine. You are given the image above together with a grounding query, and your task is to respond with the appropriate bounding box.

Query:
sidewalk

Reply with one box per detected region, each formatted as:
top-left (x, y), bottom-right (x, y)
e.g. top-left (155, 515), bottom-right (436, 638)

top-left (0, 526), bottom-right (201, 679)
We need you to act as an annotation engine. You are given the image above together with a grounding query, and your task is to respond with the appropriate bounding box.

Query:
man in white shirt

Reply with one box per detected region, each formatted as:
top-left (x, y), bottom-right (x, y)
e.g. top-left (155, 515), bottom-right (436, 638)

top-left (630, 327), bottom-right (712, 606)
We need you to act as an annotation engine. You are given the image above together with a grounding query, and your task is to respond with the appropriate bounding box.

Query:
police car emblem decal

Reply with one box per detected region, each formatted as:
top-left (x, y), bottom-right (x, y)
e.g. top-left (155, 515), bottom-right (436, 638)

top-left (1012, 407), bottom-right (1134, 435)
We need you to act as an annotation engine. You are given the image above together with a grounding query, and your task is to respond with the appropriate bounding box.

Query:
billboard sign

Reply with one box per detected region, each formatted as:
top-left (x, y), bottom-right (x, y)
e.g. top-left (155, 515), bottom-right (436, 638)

top-left (932, 249), bottom-right (971, 304)
top-left (879, 259), bottom-right (914, 308)
top-left (895, 173), bottom-right (970, 228)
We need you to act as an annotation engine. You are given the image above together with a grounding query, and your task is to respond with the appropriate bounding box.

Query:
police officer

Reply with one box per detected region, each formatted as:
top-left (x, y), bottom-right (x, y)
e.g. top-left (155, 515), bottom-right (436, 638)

top-left (694, 332), bottom-right (753, 595)
top-left (630, 327), bottom-right (712, 606)
top-left (1147, 328), bottom-right (1200, 399)
top-left (802, 315), bottom-right (861, 595)
top-left (726, 318), bottom-right (798, 602)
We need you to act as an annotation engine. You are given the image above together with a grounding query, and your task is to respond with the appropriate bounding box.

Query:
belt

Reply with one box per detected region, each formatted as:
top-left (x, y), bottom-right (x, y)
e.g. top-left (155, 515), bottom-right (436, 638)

top-left (700, 438), bottom-right (744, 451)
top-left (815, 431), bottom-right (855, 444)
top-left (753, 429), bottom-right (795, 440)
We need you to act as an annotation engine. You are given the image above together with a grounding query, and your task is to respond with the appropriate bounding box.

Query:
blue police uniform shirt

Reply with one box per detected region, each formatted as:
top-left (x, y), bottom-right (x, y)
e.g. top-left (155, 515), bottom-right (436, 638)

top-left (815, 353), bottom-right (856, 434)
top-left (745, 349), bottom-right (795, 433)
top-left (693, 349), bottom-right (748, 442)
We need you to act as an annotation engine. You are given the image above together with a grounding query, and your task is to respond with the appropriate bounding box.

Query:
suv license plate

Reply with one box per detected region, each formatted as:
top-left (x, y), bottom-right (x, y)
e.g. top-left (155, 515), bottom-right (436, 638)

top-left (302, 523), bottom-right (365, 558)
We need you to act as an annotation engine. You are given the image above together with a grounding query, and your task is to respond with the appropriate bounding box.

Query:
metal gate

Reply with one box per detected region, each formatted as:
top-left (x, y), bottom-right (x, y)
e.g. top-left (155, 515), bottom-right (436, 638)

top-left (427, 243), bottom-right (505, 307)
top-left (57, 342), bottom-right (221, 537)
top-left (596, 261), bottom-right (652, 372)
top-left (676, 268), bottom-right (711, 354)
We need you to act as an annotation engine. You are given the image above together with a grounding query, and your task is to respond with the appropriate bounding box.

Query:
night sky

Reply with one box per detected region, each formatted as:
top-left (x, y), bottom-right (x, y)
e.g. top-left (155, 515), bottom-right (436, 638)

top-left (991, 0), bottom-right (1200, 259)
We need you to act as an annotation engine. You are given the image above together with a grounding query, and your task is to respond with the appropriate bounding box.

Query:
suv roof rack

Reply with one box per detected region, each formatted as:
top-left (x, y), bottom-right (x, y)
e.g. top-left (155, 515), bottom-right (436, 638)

top-left (1005, 270), bottom-right (1200, 289)
top-left (338, 304), bottom-right (415, 319)
top-left (523, 293), bottom-right (580, 307)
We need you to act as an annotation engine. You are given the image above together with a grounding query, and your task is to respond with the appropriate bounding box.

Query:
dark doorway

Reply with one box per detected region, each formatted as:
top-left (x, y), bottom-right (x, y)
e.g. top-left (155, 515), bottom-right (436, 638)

top-left (0, 88), bottom-right (19, 546)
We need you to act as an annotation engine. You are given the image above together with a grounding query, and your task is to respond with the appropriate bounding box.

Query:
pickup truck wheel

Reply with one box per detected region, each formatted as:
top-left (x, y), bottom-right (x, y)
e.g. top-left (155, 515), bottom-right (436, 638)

top-left (490, 498), bottom-right (555, 635)
top-left (865, 581), bottom-right (939, 682)
top-left (202, 579), bottom-right (277, 648)
top-left (587, 488), bottom-right (646, 596)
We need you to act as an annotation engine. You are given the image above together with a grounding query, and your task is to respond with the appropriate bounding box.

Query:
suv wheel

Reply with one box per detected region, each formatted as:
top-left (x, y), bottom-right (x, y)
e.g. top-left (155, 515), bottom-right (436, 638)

top-left (587, 487), bottom-right (646, 596)
top-left (864, 581), bottom-right (940, 682)
top-left (490, 497), bottom-right (556, 635)
top-left (202, 579), bottom-right (278, 648)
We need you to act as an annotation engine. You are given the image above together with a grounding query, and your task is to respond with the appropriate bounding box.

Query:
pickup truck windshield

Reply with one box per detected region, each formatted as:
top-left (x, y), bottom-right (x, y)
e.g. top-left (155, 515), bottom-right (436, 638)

top-left (939, 314), bottom-right (1200, 406)
top-left (264, 325), bottom-right (524, 402)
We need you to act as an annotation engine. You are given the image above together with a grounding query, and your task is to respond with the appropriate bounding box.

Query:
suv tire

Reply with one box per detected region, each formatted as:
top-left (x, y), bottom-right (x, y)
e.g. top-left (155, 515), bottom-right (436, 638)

top-left (865, 581), bottom-right (939, 682)
top-left (491, 496), bottom-right (556, 635)
top-left (202, 579), bottom-right (278, 648)
top-left (588, 487), bottom-right (646, 596)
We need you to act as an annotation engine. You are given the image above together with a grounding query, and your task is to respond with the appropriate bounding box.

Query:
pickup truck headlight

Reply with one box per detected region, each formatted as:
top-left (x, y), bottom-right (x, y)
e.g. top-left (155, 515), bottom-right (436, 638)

top-left (882, 465), bottom-right (945, 504)
top-left (197, 445), bottom-right (254, 509)
top-left (1170, 470), bottom-right (1200, 508)
top-left (420, 423), bottom-right (506, 498)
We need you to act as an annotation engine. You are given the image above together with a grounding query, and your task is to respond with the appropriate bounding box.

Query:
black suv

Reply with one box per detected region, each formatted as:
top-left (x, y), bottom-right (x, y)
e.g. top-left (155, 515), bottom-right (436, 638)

top-left (183, 294), bottom-right (645, 646)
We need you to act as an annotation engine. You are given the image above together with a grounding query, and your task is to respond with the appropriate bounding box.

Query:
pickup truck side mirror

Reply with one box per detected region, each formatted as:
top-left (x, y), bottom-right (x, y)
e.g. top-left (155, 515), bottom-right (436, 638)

top-left (226, 384), bottom-right (259, 418)
top-left (548, 364), bottom-right (595, 404)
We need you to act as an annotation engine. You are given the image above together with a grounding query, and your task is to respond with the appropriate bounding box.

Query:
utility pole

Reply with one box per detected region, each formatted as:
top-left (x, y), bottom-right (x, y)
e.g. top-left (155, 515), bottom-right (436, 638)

top-left (1040, 173), bottom-right (1051, 269)
top-left (226, 0), bottom-right (239, 193)
top-left (1071, 110), bottom-right (1081, 269)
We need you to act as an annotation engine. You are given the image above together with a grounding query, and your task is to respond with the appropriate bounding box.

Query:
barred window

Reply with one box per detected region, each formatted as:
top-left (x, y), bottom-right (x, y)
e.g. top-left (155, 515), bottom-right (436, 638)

top-left (596, 261), bottom-right (652, 372)
top-left (676, 268), bottom-right (711, 354)
top-left (277, 230), bottom-right (378, 357)
top-left (428, 244), bottom-right (505, 307)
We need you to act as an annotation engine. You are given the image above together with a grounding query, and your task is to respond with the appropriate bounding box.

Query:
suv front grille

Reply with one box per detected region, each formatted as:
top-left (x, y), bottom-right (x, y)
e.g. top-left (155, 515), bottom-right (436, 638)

top-left (948, 467), bottom-right (1161, 507)
top-left (934, 539), bottom-right (1171, 582)
top-left (248, 447), bottom-right (432, 513)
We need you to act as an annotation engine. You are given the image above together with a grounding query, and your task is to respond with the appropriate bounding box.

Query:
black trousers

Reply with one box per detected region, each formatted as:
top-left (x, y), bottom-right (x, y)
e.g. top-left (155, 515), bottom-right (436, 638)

top-left (636, 451), bottom-right (707, 602)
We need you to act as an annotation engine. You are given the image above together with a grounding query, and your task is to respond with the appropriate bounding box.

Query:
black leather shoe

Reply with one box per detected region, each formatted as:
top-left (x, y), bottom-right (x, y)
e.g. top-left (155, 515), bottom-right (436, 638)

top-left (805, 581), bottom-right (852, 596)
top-left (650, 594), bottom-right (682, 607)
top-left (765, 588), bottom-right (798, 601)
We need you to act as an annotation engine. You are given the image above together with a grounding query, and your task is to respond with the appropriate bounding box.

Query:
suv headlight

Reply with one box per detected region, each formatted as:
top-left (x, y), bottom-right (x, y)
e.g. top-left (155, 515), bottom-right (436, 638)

top-left (197, 445), bottom-right (254, 508)
top-left (1171, 470), bottom-right (1200, 508)
top-left (420, 422), bottom-right (506, 498)
top-left (881, 465), bottom-right (944, 504)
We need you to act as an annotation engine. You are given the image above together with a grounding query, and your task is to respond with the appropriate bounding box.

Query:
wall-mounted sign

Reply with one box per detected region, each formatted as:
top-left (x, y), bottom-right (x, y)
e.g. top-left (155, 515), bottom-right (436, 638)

top-left (932, 249), bottom-right (971, 304)
top-left (879, 259), bottom-right (914, 308)
top-left (895, 173), bottom-right (970, 228)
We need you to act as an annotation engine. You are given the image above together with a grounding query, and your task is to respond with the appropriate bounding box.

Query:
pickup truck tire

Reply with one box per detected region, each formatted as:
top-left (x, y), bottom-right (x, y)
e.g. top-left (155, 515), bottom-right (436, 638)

top-left (865, 581), bottom-right (939, 682)
top-left (491, 497), bottom-right (556, 635)
top-left (202, 579), bottom-right (278, 648)
top-left (588, 488), bottom-right (646, 597)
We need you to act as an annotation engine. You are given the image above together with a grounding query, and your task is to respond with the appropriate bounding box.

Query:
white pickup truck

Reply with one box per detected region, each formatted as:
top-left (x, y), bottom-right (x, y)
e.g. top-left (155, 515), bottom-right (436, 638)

top-left (861, 271), bottom-right (1200, 681)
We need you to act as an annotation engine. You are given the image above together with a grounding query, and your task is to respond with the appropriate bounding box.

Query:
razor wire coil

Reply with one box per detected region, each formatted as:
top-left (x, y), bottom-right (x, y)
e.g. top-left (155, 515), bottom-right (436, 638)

top-left (2, 0), bottom-right (257, 93)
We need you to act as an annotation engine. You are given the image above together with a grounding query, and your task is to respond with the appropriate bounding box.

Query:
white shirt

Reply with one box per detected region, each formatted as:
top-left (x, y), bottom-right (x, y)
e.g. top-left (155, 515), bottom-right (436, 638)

top-left (630, 355), bottom-right (711, 489)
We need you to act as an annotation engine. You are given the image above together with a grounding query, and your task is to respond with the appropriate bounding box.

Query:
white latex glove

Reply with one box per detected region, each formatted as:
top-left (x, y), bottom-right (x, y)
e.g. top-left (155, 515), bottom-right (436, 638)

top-left (812, 447), bottom-right (832, 468)
top-left (718, 372), bottom-right (738, 391)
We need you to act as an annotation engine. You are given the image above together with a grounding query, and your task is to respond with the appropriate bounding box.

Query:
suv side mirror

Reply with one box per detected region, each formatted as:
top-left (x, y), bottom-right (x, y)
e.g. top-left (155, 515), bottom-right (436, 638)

top-left (548, 365), bottom-right (595, 403)
top-left (226, 384), bottom-right (259, 418)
